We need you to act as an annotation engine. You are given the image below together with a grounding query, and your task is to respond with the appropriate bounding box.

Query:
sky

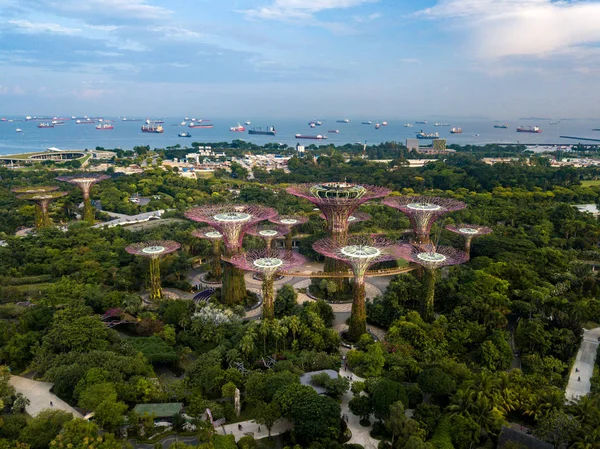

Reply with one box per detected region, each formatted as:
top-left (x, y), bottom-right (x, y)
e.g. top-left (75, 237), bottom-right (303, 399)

top-left (1, 0), bottom-right (600, 118)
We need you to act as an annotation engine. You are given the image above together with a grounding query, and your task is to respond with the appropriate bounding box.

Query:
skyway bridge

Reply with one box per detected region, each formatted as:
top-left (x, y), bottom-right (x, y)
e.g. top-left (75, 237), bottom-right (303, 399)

top-left (281, 265), bottom-right (415, 278)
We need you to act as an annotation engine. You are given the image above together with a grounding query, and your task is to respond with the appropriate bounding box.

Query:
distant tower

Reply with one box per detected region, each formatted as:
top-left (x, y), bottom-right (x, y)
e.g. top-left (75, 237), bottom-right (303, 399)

top-left (14, 187), bottom-right (67, 229)
top-left (228, 249), bottom-right (306, 319)
top-left (446, 224), bottom-right (492, 256)
top-left (399, 244), bottom-right (468, 322)
top-left (126, 240), bottom-right (181, 302)
top-left (287, 183), bottom-right (390, 290)
top-left (269, 215), bottom-right (309, 250)
top-left (56, 174), bottom-right (110, 224)
top-left (247, 224), bottom-right (289, 253)
top-left (362, 141), bottom-right (367, 160)
top-left (185, 205), bottom-right (277, 305)
top-left (383, 196), bottom-right (466, 244)
top-left (313, 235), bottom-right (401, 340)
top-left (192, 227), bottom-right (224, 280)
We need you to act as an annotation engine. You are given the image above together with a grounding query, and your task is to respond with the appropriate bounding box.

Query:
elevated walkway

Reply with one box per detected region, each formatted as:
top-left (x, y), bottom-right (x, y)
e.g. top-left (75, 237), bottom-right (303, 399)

top-left (281, 265), bottom-right (415, 278)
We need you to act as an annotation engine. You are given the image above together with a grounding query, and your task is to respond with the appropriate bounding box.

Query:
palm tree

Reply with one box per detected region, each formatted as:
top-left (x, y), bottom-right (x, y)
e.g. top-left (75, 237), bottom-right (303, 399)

top-left (448, 388), bottom-right (476, 417)
top-left (469, 394), bottom-right (505, 437)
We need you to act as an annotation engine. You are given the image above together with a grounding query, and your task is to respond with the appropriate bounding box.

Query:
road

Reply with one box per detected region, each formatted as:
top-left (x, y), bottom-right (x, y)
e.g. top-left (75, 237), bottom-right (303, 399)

top-left (9, 375), bottom-right (83, 418)
top-left (565, 327), bottom-right (600, 401)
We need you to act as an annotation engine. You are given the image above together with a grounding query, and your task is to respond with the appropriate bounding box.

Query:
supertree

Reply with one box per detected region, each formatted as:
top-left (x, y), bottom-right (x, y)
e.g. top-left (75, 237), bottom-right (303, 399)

top-left (288, 183), bottom-right (390, 290)
top-left (313, 235), bottom-right (401, 340)
top-left (446, 224), bottom-right (492, 256)
top-left (247, 224), bottom-right (289, 253)
top-left (383, 196), bottom-right (466, 244)
top-left (320, 211), bottom-right (371, 227)
top-left (126, 240), bottom-right (181, 302)
top-left (56, 174), bottom-right (110, 224)
top-left (185, 205), bottom-right (278, 305)
top-left (269, 215), bottom-right (308, 250)
top-left (227, 249), bottom-right (306, 319)
top-left (399, 244), bottom-right (469, 322)
top-left (192, 227), bottom-right (224, 280)
top-left (12, 186), bottom-right (64, 229)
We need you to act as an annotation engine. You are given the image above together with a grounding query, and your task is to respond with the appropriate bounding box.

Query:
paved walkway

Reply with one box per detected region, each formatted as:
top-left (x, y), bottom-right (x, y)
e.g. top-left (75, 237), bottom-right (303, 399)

top-left (566, 327), bottom-right (600, 401)
top-left (9, 375), bottom-right (83, 418)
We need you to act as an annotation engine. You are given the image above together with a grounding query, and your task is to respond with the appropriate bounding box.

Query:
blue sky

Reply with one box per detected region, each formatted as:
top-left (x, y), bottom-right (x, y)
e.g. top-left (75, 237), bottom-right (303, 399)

top-left (1, 0), bottom-right (600, 118)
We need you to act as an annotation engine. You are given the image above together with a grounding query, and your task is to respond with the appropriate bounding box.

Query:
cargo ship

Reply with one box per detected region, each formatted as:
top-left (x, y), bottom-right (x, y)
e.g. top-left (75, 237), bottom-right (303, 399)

top-left (336, 119), bottom-right (350, 123)
top-left (178, 132), bottom-right (191, 137)
top-left (382, 121), bottom-right (388, 126)
top-left (450, 127), bottom-right (462, 134)
top-left (141, 124), bottom-right (164, 133)
top-left (375, 123), bottom-right (381, 129)
top-left (96, 123), bottom-right (114, 130)
top-left (52, 120), bottom-right (65, 126)
top-left (434, 122), bottom-right (450, 126)
top-left (76, 119), bottom-right (95, 124)
top-left (230, 123), bottom-right (246, 132)
top-left (189, 123), bottom-right (213, 129)
top-left (122, 117), bottom-right (142, 121)
top-left (38, 122), bottom-right (54, 128)
top-left (404, 123), bottom-right (413, 127)
top-left (361, 121), bottom-right (372, 125)
top-left (295, 134), bottom-right (327, 140)
top-left (494, 123), bottom-right (509, 128)
top-left (328, 130), bottom-right (340, 133)
top-left (146, 119), bottom-right (164, 124)
top-left (593, 129), bottom-right (600, 131)
top-left (516, 126), bottom-right (541, 133)
top-left (416, 130), bottom-right (439, 139)
top-left (415, 120), bottom-right (428, 125)
top-left (248, 126), bottom-right (276, 136)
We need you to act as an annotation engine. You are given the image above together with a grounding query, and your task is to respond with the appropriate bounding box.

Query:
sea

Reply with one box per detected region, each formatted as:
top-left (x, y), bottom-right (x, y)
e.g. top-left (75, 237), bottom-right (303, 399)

top-left (1, 117), bottom-right (600, 155)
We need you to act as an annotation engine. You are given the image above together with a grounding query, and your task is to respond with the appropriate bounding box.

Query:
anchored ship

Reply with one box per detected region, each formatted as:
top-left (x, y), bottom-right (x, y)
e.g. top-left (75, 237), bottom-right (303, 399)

top-left (450, 127), bottom-right (462, 134)
top-left (295, 134), bottom-right (327, 140)
top-left (494, 123), bottom-right (509, 128)
top-left (230, 123), bottom-right (246, 132)
top-left (141, 124), bottom-right (164, 133)
top-left (248, 126), bottom-right (276, 136)
top-left (516, 126), bottom-right (542, 133)
top-left (416, 130), bottom-right (439, 139)
top-left (96, 123), bottom-right (114, 130)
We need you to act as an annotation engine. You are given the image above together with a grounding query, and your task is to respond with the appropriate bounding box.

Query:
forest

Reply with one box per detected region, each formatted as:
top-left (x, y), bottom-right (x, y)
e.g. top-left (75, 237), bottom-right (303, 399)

top-left (0, 150), bottom-right (599, 449)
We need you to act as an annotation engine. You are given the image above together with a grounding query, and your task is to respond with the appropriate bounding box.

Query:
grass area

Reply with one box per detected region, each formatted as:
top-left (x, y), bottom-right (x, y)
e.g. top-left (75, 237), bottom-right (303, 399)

top-left (581, 180), bottom-right (600, 186)
top-left (14, 282), bottom-right (54, 294)
top-left (196, 171), bottom-right (214, 179)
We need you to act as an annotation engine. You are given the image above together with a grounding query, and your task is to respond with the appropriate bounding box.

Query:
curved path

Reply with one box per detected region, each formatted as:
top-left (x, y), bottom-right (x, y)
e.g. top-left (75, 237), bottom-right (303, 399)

top-left (566, 327), bottom-right (600, 401)
top-left (9, 375), bottom-right (83, 418)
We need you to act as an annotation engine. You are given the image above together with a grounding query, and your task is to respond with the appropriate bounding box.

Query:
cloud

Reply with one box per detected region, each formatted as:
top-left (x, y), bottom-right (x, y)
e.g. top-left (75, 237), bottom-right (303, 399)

top-left (415, 0), bottom-right (600, 59)
top-left (399, 58), bottom-right (421, 64)
top-left (243, 0), bottom-right (378, 20)
top-left (33, 0), bottom-right (172, 21)
top-left (7, 19), bottom-right (81, 35)
top-left (0, 85), bottom-right (25, 96)
top-left (148, 25), bottom-right (203, 40)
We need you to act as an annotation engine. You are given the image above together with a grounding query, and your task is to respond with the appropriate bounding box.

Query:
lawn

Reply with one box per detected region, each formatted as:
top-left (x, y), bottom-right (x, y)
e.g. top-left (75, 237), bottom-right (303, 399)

top-left (581, 180), bottom-right (600, 187)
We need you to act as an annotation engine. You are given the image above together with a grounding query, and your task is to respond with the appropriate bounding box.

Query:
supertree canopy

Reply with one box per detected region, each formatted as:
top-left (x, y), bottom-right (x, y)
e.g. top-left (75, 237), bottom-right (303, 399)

top-left (11, 186), bottom-right (59, 194)
top-left (227, 249), bottom-right (306, 319)
top-left (446, 224), bottom-right (492, 256)
top-left (399, 243), bottom-right (469, 322)
top-left (15, 189), bottom-right (67, 228)
top-left (269, 215), bottom-right (308, 250)
top-left (247, 224), bottom-right (289, 252)
top-left (56, 174), bottom-right (110, 224)
top-left (383, 196), bottom-right (466, 244)
top-left (192, 227), bottom-right (224, 280)
top-left (313, 235), bottom-right (401, 341)
top-left (185, 204), bottom-right (278, 305)
top-left (320, 211), bottom-right (371, 226)
top-left (287, 183), bottom-right (390, 236)
top-left (126, 240), bottom-right (181, 302)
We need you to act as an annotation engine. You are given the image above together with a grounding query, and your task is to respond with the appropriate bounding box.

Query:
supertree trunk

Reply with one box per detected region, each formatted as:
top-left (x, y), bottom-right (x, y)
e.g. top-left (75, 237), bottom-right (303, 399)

top-left (285, 232), bottom-right (293, 251)
top-left (222, 248), bottom-right (246, 306)
top-left (83, 198), bottom-right (94, 224)
top-left (348, 275), bottom-right (367, 341)
top-left (38, 200), bottom-right (50, 228)
top-left (323, 225), bottom-right (352, 294)
top-left (422, 269), bottom-right (437, 322)
top-left (211, 240), bottom-right (223, 280)
top-left (149, 257), bottom-right (163, 302)
top-left (464, 236), bottom-right (473, 257)
top-left (262, 275), bottom-right (275, 320)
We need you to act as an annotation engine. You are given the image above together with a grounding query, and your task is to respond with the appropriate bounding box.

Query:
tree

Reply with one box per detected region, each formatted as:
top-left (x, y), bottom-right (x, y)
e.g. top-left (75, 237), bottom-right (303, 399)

top-left (254, 401), bottom-right (282, 436)
top-left (348, 395), bottom-right (373, 422)
top-left (50, 419), bottom-right (124, 449)
top-left (274, 285), bottom-right (298, 318)
top-left (94, 396), bottom-right (128, 432)
top-left (19, 409), bottom-right (73, 449)
top-left (79, 382), bottom-right (117, 410)
top-left (413, 403), bottom-right (441, 437)
top-left (371, 379), bottom-right (408, 421)
top-left (417, 367), bottom-right (456, 398)
top-left (534, 409), bottom-right (580, 448)
top-left (449, 414), bottom-right (480, 449)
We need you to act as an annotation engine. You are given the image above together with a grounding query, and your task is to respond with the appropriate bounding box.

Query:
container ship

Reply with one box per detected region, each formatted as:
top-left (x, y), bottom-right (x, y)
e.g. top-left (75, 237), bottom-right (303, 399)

top-left (76, 119), bottom-right (95, 124)
top-left (189, 123), bottom-right (213, 129)
top-left (416, 130), bottom-right (439, 139)
top-left (141, 124), bottom-right (164, 133)
top-left (37, 122), bottom-right (54, 128)
top-left (295, 134), bottom-right (327, 140)
top-left (434, 122), bottom-right (449, 126)
top-left (516, 126), bottom-right (541, 133)
top-left (230, 123), bottom-right (246, 132)
top-left (248, 126), bottom-right (276, 136)
top-left (336, 119), bottom-right (350, 123)
top-left (450, 127), bottom-right (462, 134)
top-left (96, 123), bottom-right (114, 130)
top-left (494, 123), bottom-right (509, 128)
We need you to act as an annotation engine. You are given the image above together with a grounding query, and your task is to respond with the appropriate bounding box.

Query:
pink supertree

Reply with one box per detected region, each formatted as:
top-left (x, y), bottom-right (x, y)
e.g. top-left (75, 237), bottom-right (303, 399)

top-left (56, 174), bottom-right (110, 223)
top-left (319, 211), bottom-right (371, 227)
top-left (445, 224), bottom-right (492, 256)
top-left (398, 243), bottom-right (469, 322)
top-left (247, 224), bottom-right (289, 253)
top-left (287, 183), bottom-right (390, 237)
top-left (185, 204), bottom-right (278, 305)
top-left (227, 249), bottom-right (307, 319)
top-left (15, 189), bottom-right (67, 228)
top-left (383, 196), bottom-right (466, 244)
top-left (313, 235), bottom-right (402, 340)
top-left (192, 227), bottom-right (224, 280)
top-left (126, 240), bottom-right (181, 302)
top-left (269, 215), bottom-right (309, 250)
